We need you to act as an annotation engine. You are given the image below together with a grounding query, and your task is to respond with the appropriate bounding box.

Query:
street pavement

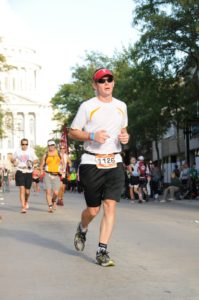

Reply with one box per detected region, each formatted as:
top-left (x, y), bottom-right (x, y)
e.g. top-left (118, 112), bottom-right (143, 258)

top-left (0, 184), bottom-right (199, 300)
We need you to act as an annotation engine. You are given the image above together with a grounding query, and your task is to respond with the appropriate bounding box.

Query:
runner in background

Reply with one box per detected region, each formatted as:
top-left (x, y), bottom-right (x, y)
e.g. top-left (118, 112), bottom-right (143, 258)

top-left (12, 138), bottom-right (38, 213)
top-left (40, 139), bottom-right (63, 213)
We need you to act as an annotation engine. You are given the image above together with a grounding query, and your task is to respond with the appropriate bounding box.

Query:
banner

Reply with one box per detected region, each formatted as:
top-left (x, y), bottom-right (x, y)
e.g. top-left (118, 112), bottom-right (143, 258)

top-left (60, 125), bottom-right (69, 154)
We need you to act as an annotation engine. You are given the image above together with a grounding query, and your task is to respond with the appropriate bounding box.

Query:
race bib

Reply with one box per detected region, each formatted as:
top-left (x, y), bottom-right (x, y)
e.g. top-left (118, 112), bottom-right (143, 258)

top-left (95, 154), bottom-right (117, 169)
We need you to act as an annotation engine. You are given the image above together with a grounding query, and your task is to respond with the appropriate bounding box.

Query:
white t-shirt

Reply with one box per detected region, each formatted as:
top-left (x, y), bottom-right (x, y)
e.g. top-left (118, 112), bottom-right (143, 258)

top-left (13, 148), bottom-right (38, 173)
top-left (71, 97), bottom-right (128, 164)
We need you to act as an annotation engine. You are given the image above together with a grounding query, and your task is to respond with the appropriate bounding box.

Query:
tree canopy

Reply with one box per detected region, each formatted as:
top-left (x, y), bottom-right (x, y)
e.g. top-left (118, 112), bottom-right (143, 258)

top-left (133, 0), bottom-right (199, 121)
top-left (50, 1), bottom-right (199, 161)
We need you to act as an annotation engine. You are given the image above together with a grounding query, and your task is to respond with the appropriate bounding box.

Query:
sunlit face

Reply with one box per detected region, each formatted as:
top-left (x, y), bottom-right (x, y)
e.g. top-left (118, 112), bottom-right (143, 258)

top-left (130, 157), bottom-right (136, 164)
top-left (93, 76), bottom-right (114, 98)
top-left (60, 146), bottom-right (66, 152)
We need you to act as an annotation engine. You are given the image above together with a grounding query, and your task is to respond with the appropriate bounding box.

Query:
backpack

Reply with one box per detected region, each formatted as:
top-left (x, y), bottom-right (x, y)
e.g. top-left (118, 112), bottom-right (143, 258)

top-left (138, 161), bottom-right (146, 177)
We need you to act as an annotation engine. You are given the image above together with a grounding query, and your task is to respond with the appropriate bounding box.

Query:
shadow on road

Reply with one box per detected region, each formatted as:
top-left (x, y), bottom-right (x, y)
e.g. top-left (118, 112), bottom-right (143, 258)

top-left (1, 228), bottom-right (94, 264)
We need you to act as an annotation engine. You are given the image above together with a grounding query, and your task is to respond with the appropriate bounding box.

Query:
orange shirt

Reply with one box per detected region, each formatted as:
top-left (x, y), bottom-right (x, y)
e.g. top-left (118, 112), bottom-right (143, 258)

top-left (45, 150), bottom-right (61, 173)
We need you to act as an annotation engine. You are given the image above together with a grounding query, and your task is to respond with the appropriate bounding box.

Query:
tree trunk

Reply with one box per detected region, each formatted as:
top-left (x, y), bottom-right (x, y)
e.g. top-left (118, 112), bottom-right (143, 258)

top-left (176, 124), bottom-right (181, 155)
top-left (155, 139), bottom-right (160, 165)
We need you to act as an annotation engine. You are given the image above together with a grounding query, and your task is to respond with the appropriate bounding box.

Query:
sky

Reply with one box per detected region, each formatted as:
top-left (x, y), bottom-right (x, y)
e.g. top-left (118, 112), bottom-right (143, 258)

top-left (7, 0), bottom-right (139, 99)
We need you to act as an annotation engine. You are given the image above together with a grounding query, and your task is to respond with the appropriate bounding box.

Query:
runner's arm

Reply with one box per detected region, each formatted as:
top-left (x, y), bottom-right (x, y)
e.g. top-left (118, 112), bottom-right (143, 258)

top-left (69, 129), bottom-right (109, 144)
top-left (69, 129), bottom-right (90, 141)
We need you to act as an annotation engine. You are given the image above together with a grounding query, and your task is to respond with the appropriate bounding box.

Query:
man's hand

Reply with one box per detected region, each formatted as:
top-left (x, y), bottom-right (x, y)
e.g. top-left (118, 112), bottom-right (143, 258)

top-left (93, 130), bottom-right (110, 144)
top-left (118, 129), bottom-right (129, 144)
top-left (12, 159), bottom-right (18, 167)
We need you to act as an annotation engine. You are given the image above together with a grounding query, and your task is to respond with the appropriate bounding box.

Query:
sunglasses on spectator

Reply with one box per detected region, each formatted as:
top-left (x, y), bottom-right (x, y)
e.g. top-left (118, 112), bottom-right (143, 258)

top-left (96, 77), bottom-right (113, 84)
top-left (21, 143), bottom-right (28, 146)
top-left (60, 147), bottom-right (66, 149)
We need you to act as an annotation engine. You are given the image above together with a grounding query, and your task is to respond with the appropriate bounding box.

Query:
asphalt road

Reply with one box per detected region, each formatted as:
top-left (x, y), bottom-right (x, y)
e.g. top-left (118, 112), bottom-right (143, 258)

top-left (0, 184), bottom-right (199, 300)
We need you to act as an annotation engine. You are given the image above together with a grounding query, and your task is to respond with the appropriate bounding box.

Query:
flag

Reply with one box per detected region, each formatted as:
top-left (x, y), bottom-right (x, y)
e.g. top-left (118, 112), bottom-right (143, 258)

top-left (60, 125), bottom-right (70, 173)
top-left (60, 125), bottom-right (68, 154)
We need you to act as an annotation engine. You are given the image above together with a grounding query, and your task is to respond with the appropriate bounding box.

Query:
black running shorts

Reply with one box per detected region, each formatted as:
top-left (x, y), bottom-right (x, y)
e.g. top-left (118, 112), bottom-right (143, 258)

top-left (79, 163), bottom-right (125, 207)
top-left (15, 170), bottom-right (33, 189)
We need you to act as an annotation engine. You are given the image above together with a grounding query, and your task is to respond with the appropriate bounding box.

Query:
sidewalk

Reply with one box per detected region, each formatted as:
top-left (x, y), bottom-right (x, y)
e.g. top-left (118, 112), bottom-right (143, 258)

top-left (174, 198), bottom-right (199, 207)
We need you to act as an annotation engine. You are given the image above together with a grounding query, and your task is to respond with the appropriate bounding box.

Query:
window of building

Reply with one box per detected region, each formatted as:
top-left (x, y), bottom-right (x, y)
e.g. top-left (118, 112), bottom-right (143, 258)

top-left (5, 113), bottom-right (14, 148)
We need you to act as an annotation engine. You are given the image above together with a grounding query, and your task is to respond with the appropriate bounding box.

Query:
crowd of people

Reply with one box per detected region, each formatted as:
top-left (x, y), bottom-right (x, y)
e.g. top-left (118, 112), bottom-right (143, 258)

top-left (123, 156), bottom-right (163, 203)
top-left (123, 157), bottom-right (198, 203)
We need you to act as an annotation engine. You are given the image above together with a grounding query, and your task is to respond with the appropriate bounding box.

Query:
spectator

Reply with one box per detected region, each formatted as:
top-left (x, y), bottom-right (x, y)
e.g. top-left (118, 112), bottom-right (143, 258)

top-left (180, 162), bottom-right (190, 192)
top-left (173, 164), bottom-right (180, 177)
top-left (161, 172), bottom-right (182, 202)
top-left (189, 163), bottom-right (198, 198)
top-left (127, 157), bottom-right (139, 203)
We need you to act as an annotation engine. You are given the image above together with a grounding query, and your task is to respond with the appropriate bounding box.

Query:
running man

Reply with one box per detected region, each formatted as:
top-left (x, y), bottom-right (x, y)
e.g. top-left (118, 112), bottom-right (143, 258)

top-left (69, 68), bottom-right (129, 266)
top-left (12, 138), bottom-right (38, 213)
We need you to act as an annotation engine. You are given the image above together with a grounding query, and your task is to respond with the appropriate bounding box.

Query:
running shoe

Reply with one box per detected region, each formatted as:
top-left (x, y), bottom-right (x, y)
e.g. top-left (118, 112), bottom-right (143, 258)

top-left (48, 205), bottom-right (53, 213)
top-left (74, 223), bottom-right (87, 251)
top-left (96, 249), bottom-right (115, 267)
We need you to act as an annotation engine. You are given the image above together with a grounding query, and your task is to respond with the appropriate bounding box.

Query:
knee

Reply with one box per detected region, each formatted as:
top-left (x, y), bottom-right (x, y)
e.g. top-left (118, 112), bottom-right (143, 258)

top-left (103, 200), bottom-right (116, 213)
top-left (88, 206), bottom-right (100, 218)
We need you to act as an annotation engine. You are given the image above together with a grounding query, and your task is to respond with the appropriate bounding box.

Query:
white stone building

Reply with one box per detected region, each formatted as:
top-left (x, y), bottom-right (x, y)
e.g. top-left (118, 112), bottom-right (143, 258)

top-left (0, 0), bottom-right (56, 167)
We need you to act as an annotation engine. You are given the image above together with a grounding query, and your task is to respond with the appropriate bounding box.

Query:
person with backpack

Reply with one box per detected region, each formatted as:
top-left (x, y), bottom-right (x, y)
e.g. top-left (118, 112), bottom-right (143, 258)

top-left (127, 157), bottom-right (139, 203)
top-left (137, 155), bottom-right (149, 203)
top-left (40, 139), bottom-right (64, 213)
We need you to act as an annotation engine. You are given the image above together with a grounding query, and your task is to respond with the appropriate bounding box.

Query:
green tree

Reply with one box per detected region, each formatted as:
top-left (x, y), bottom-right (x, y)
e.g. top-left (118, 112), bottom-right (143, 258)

top-left (116, 52), bottom-right (172, 161)
top-left (51, 51), bottom-right (113, 158)
top-left (34, 145), bottom-right (47, 163)
top-left (133, 0), bottom-right (199, 121)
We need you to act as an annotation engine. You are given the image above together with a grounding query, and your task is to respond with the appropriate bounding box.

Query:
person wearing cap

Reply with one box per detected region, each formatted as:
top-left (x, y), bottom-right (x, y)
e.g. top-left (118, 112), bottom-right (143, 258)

top-left (12, 138), bottom-right (38, 213)
top-left (69, 68), bottom-right (129, 266)
top-left (40, 139), bottom-right (63, 213)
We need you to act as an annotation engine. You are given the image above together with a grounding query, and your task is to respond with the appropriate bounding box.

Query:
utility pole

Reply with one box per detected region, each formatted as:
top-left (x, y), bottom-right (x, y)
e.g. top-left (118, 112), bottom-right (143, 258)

top-left (184, 124), bottom-right (191, 166)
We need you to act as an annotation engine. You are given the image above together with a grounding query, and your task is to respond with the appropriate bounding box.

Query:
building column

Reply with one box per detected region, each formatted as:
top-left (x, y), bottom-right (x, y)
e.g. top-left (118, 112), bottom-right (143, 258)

top-left (24, 112), bottom-right (29, 139)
